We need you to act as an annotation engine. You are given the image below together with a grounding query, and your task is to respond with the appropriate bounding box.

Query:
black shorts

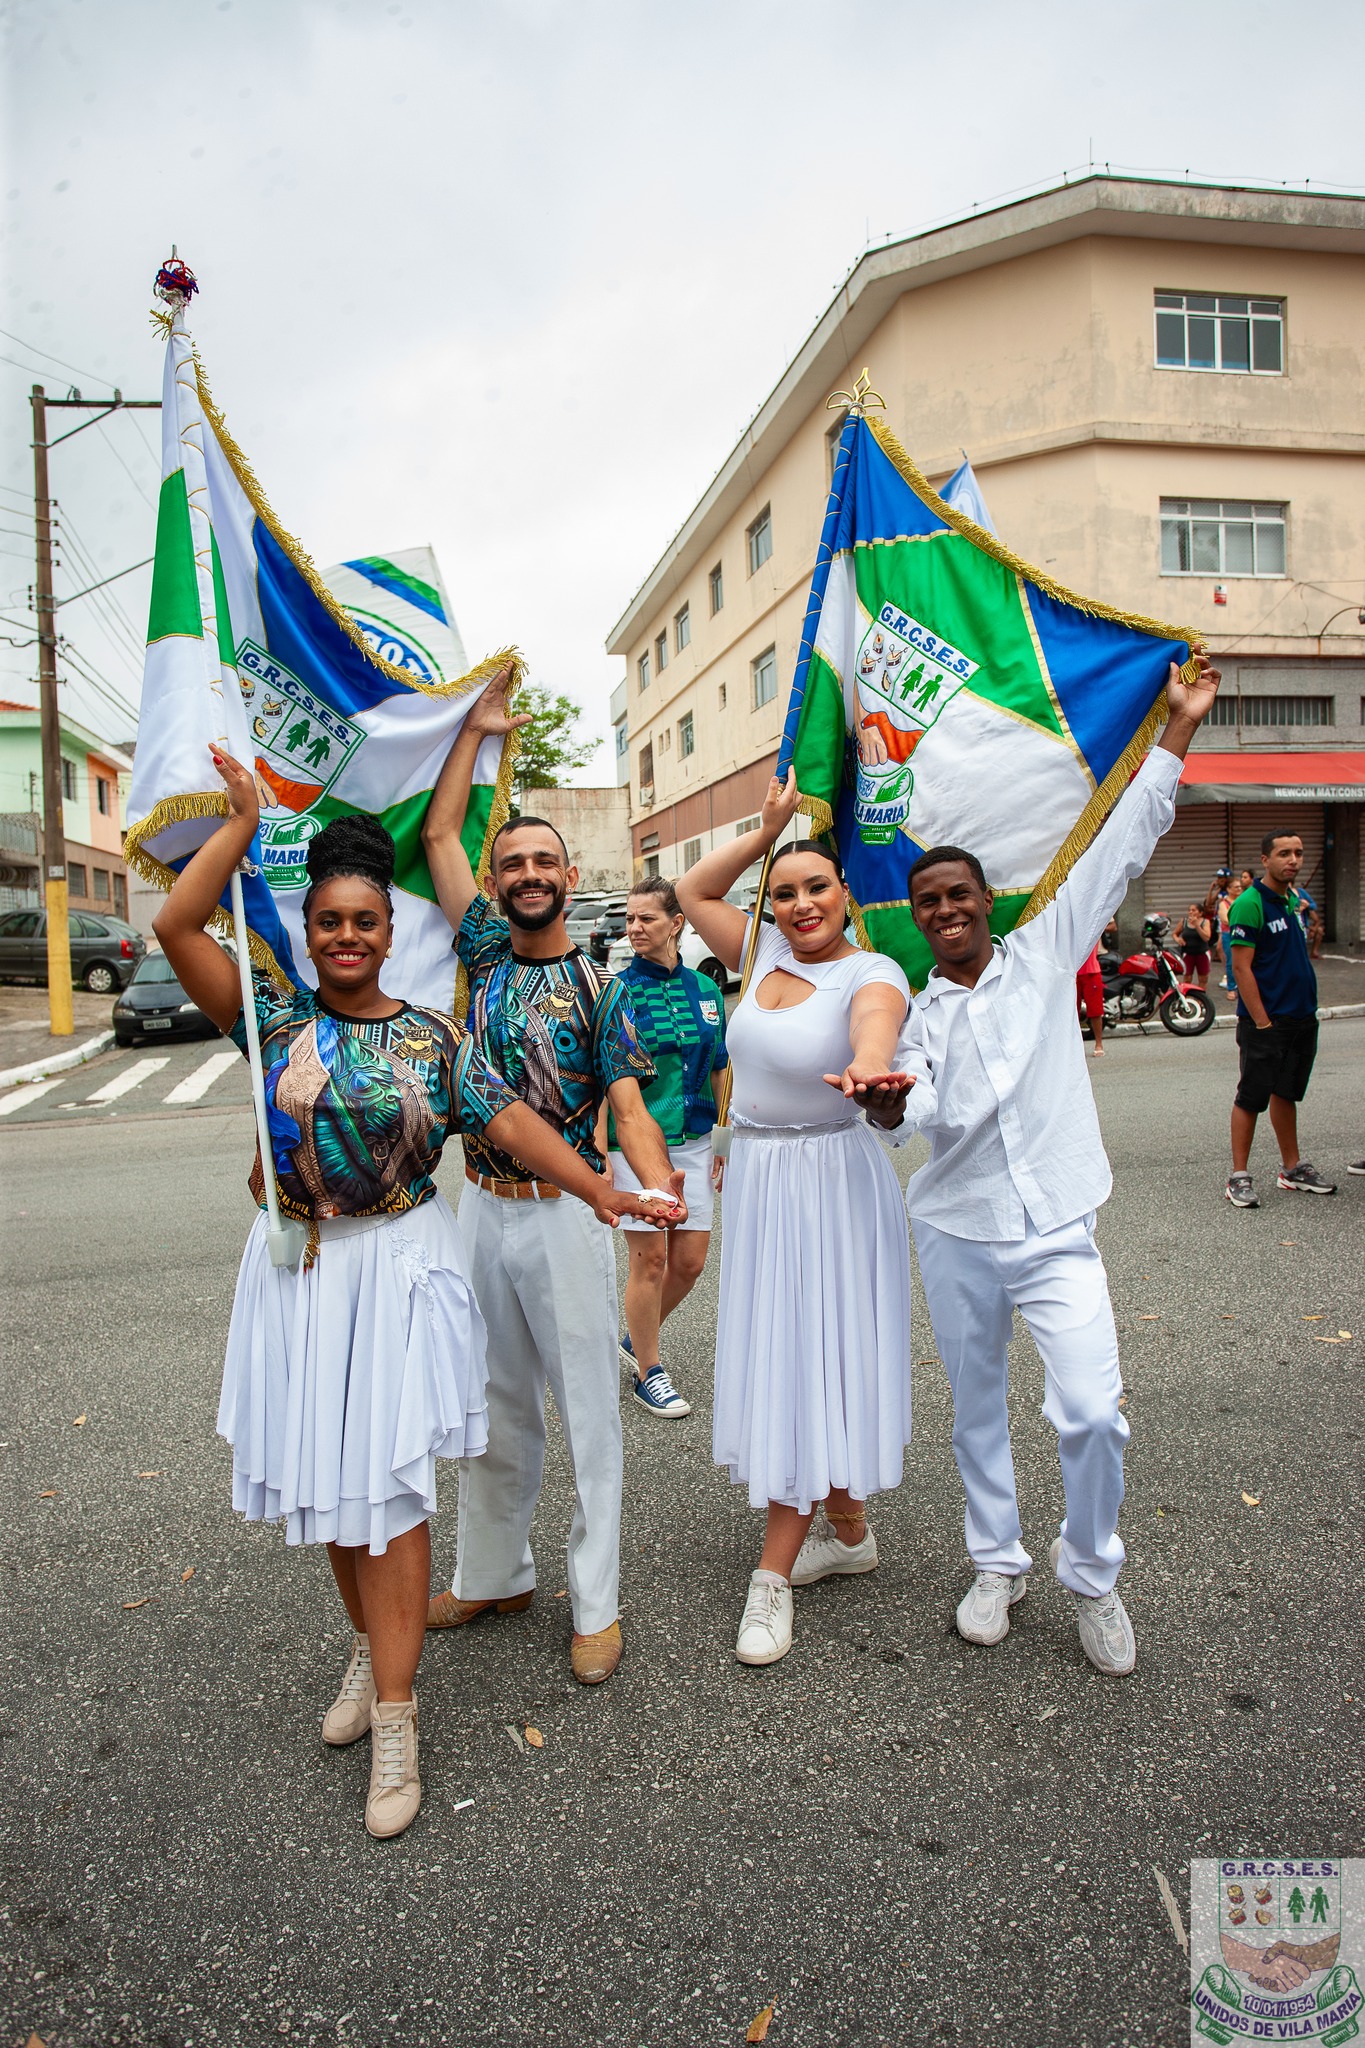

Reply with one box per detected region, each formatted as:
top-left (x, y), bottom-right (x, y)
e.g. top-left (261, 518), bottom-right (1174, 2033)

top-left (1235, 1014), bottom-right (1318, 1113)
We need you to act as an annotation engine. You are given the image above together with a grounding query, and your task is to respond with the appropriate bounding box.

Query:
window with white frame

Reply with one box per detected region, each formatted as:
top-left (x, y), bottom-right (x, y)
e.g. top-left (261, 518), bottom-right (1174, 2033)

top-left (655, 630), bottom-right (668, 673)
top-left (96, 775), bottom-right (112, 817)
top-left (709, 562), bottom-right (724, 614)
top-left (678, 711), bottom-right (694, 758)
top-left (751, 645), bottom-right (777, 708)
top-left (615, 724), bottom-right (628, 757)
top-left (747, 507), bottom-right (772, 576)
top-left (1160, 499), bottom-right (1286, 577)
top-left (675, 604), bottom-right (690, 653)
top-left (638, 651), bottom-right (651, 692)
top-left (1154, 293), bottom-right (1284, 375)
top-left (683, 837), bottom-right (702, 867)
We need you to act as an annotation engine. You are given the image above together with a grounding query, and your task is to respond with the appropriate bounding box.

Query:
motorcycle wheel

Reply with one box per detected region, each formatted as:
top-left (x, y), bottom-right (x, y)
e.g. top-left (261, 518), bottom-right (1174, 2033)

top-left (1160, 987), bottom-right (1216, 1036)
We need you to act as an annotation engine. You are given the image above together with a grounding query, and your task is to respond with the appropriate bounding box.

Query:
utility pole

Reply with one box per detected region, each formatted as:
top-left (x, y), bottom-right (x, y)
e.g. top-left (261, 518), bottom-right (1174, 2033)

top-left (31, 382), bottom-right (160, 1036)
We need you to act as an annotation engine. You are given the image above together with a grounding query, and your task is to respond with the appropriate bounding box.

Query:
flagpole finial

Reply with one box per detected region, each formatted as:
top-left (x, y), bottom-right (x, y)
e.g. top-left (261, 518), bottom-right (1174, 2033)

top-left (827, 367), bottom-right (885, 417)
top-left (154, 254), bottom-right (199, 312)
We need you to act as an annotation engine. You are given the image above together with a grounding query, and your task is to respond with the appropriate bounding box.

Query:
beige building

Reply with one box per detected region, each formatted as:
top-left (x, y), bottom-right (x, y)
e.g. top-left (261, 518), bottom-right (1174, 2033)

top-left (526, 783), bottom-right (631, 892)
top-left (606, 176), bottom-right (1365, 942)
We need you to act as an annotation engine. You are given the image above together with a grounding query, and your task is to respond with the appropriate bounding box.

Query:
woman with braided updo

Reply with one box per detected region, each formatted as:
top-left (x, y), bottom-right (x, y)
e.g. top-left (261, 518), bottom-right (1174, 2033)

top-left (154, 745), bottom-right (672, 1839)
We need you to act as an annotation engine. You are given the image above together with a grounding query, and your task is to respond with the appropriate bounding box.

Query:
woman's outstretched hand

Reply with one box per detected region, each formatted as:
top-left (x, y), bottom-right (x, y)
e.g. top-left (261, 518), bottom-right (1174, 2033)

top-left (208, 743), bottom-right (261, 833)
top-left (824, 1065), bottom-right (914, 1129)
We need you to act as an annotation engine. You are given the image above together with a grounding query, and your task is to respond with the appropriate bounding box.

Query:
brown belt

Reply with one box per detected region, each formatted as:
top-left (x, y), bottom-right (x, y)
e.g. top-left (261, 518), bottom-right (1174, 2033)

top-left (465, 1166), bottom-right (561, 1201)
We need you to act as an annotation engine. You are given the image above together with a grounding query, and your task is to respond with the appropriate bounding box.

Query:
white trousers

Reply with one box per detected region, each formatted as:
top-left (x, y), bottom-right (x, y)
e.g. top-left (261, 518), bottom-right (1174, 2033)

top-left (452, 1184), bottom-right (622, 1636)
top-left (912, 1212), bottom-right (1129, 1596)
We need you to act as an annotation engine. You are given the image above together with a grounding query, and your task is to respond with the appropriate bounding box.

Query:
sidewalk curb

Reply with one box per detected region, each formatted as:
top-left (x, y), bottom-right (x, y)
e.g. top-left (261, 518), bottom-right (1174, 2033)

top-left (1105, 1003), bottom-right (1364, 1039)
top-left (0, 1030), bottom-right (115, 1089)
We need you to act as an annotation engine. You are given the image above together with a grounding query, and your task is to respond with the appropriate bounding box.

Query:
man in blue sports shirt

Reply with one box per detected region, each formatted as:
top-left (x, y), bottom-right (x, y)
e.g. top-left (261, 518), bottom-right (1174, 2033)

top-left (1224, 828), bottom-right (1335, 1208)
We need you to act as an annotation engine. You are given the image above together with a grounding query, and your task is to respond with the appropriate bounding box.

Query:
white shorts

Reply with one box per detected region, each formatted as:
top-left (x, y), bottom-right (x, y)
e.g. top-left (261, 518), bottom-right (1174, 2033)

top-left (609, 1134), bottom-right (715, 1233)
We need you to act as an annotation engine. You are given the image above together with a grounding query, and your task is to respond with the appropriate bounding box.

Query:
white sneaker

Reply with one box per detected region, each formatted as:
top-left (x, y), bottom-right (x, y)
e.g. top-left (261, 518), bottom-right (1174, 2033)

top-left (1050, 1538), bottom-right (1136, 1675)
top-left (790, 1517), bottom-right (879, 1587)
top-left (321, 1632), bottom-right (375, 1746)
top-left (735, 1569), bottom-right (793, 1666)
top-left (955, 1569), bottom-right (1027, 1645)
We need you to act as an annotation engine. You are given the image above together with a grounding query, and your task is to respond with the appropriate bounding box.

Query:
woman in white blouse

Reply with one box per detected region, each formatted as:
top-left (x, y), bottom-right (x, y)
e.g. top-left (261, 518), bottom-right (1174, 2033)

top-left (677, 772), bottom-right (927, 1667)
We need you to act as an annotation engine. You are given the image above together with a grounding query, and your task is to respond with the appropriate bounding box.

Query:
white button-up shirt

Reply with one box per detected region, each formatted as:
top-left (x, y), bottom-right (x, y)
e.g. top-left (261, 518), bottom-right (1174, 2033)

top-left (892, 746), bottom-right (1182, 1241)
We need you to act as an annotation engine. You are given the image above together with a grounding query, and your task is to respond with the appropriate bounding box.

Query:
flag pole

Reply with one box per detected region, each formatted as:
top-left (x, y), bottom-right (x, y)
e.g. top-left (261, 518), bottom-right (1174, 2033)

top-left (711, 378), bottom-right (872, 1157)
top-left (230, 865), bottom-right (307, 1270)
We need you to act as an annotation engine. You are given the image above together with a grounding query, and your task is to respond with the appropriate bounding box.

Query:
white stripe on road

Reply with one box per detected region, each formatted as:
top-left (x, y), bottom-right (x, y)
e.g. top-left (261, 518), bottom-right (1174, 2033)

top-left (163, 1049), bottom-right (239, 1104)
top-left (0, 1077), bottom-right (63, 1116)
top-left (86, 1057), bottom-right (170, 1103)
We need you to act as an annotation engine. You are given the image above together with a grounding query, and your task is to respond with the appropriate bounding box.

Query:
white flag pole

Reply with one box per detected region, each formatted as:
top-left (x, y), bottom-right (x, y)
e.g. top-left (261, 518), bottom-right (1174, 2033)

top-left (229, 865), bottom-right (307, 1270)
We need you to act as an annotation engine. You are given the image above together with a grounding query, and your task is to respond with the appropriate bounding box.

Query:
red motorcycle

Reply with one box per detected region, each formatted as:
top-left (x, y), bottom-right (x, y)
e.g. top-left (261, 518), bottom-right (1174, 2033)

top-left (1098, 917), bottom-right (1216, 1036)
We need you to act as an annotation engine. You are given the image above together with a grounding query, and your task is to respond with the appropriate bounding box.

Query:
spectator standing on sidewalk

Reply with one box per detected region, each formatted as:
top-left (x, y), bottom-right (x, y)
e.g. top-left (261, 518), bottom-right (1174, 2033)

top-left (1178, 902), bottom-right (1213, 989)
top-left (1076, 946), bottom-right (1105, 1056)
top-left (1225, 831), bottom-right (1335, 1207)
top-left (1212, 868), bottom-right (1236, 999)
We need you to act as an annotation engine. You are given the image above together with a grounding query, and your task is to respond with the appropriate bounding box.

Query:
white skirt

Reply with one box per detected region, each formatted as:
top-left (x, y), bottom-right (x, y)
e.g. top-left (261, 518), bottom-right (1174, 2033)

top-left (217, 1192), bottom-right (488, 1555)
top-left (713, 1118), bottom-right (913, 1513)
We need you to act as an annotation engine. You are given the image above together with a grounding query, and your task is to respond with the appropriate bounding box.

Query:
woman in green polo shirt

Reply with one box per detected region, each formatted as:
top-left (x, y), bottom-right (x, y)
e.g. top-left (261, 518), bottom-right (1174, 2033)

top-left (605, 875), bottom-right (729, 1417)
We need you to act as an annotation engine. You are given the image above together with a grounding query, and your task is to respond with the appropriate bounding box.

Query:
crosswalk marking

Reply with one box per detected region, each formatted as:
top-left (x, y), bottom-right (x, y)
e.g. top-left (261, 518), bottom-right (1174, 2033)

top-left (86, 1056), bottom-right (170, 1104)
top-left (163, 1049), bottom-right (240, 1104)
top-left (0, 1077), bottom-right (63, 1117)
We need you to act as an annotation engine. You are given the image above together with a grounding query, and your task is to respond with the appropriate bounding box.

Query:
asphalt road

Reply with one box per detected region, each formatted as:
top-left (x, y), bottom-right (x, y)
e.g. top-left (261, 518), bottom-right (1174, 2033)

top-left (3, 1021), bottom-right (1363, 2048)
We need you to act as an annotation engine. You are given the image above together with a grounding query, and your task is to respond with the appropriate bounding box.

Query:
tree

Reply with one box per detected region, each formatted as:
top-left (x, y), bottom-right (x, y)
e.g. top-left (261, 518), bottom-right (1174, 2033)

top-left (511, 680), bottom-right (596, 800)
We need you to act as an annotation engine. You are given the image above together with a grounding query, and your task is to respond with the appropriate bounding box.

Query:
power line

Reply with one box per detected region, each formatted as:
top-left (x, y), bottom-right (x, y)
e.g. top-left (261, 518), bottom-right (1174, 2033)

top-left (0, 325), bottom-right (118, 388)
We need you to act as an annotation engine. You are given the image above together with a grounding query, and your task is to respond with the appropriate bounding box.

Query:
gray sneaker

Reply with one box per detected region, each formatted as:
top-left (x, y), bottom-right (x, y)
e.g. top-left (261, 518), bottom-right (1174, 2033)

top-left (791, 1516), bottom-right (879, 1587)
top-left (955, 1569), bottom-right (1027, 1646)
top-left (1050, 1539), bottom-right (1136, 1675)
top-left (1277, 1161), bottom-right (1336, 1195)
top-left (1347, 1160), bottom-right (1365, 1176)
top-left (1225, 1171), bottom-right (1258, 1208)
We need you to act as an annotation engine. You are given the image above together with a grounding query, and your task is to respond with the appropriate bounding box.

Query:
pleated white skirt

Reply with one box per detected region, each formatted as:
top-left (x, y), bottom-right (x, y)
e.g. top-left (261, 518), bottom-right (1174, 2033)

top-left (713, 1119), bottom-right (913, 1513)
top-left (217, 1192), bottom-right (488, 1555)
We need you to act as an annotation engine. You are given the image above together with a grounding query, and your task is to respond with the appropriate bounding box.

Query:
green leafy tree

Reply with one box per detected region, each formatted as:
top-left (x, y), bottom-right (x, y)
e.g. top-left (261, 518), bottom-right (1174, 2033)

top-left (511, 680), bottom-right (596, 801)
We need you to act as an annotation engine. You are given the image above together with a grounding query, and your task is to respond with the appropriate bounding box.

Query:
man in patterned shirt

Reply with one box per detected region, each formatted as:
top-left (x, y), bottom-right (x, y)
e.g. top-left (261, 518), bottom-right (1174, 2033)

top-left (420, 669), bottom-right (684, 1684)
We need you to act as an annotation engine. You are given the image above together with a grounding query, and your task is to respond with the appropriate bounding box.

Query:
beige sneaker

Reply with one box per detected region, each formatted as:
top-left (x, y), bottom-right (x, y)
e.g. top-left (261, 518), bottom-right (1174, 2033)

top-left (365, 1697), bottom-right (421, 1839)
top-left (321, 1633), bottom-right (375, 1747)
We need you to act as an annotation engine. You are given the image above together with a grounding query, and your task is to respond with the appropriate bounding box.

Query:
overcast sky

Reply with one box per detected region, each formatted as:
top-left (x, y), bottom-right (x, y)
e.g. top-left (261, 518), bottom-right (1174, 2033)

top-left (3, 0), bottom-right (1363, 772)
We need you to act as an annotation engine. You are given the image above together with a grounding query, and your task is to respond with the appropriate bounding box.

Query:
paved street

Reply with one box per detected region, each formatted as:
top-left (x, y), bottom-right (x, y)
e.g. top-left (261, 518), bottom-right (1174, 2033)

top-left (3, 1021), bottom-right (1363, 2048)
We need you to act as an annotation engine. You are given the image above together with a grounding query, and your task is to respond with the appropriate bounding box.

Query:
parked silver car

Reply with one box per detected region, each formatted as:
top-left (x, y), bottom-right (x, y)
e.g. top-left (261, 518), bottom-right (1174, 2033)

top-left (0, 908), bottom-right (146, 993)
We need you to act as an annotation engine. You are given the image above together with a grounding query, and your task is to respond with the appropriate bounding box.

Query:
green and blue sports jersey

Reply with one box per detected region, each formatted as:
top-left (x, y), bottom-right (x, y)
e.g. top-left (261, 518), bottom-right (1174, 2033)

top-left (456, 894), bottom-right (654, 1181)
top-left (231, 982), bottom-right (514, 1220)
top-left (1228, 881), bottom-right (1318, 1021)
top-left (606, 956), bottom-right (728, 1150)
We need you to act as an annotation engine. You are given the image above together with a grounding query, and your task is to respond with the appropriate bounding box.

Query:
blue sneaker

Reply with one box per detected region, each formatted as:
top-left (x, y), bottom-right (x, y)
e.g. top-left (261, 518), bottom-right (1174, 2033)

top-left (618, 1332), bottom-right (637, 1371)
top-left (631, 1364), bottom-right (692, 1419)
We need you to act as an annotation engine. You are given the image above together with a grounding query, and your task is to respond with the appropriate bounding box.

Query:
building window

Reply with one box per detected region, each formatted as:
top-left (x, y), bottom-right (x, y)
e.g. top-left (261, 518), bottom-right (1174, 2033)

top-left (615, 724), bottom-right (629, 757)
top-left (1160, 500), bottom-right (1287, 577)
top-left (678, 711), bottom-right (695, 758)
top-left (682, 837), bottom-right (702, 867)
top-left (735, 815), bottom-right (760, 836)
top-left (1208, 694), bottom-right (1333, 728)
top-left (660, 728), bottom-right (671, 753)
top-left (751, 645), bottom-right (777, 709)
top-left (655, 630), bottom-right (668, 673)
top-left (68, 861), bottom-right (87, 898)
top-left (61, 758), bottom-right (77, 801)
top-left (96, 775), bottom-right (112, 817)
top-left (1154, 293), bottom-right (1284, 375)
top-left (92, 867), bottom-right (110, 901)
top-left (747, 507), bottom-right (772, 576)
top-left (638, 651), bottom-right (650, 692)
top-left (718, 681), bottom-right (727, 709)
top-left (643, 854), bottom-right (660, 878)
top-left (638, 741), bottom-right (654, 792)
top-left (675, 604), bottom-right (690, 653)
top-left (113, 873), bottom-right (127, 917)
top-left (710, 563), bottom-right (724, 614)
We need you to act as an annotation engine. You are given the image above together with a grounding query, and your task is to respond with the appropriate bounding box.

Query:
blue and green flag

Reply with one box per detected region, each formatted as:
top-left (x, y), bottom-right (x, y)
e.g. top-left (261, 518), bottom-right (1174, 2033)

top-left (780, 407), bottom-right (1197, 987)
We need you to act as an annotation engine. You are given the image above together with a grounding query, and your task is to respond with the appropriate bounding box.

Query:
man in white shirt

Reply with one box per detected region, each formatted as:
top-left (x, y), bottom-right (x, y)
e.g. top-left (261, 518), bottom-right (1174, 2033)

top-left (877, 656), bottom-right (1220, 1675)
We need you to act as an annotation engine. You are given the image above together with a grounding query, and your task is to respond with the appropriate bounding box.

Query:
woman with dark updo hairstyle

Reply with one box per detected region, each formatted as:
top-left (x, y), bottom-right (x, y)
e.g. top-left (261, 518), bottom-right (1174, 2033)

top-left (154, 744), bottom-right (671, 1839)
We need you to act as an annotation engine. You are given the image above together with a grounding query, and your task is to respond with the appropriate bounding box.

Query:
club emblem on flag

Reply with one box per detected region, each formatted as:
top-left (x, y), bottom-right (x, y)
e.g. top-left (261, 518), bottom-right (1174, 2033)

top-left (851, 606), bottom-right (978, 844)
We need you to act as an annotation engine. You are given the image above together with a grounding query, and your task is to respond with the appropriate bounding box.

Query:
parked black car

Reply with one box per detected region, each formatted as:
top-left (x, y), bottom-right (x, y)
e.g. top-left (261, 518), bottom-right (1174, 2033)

top-left (0, 908), bottom-right (145, 993)
top-left (111, 952), bottom-right (224, 1047)
top-left (589, 897), bottom-right (629, 964)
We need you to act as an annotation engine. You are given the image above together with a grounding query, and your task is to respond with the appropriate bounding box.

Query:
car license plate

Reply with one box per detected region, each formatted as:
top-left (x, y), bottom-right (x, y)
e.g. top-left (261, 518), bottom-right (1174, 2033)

top-left (144, 1018), bottom-right (173, 1030)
